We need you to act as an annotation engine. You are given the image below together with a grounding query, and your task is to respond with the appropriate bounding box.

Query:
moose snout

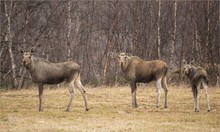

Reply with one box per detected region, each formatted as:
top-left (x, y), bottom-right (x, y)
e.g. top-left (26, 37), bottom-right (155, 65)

top-left (183, 68), bottom-right (189, 75)
top-left (22, 59), bottom-right (29, 66)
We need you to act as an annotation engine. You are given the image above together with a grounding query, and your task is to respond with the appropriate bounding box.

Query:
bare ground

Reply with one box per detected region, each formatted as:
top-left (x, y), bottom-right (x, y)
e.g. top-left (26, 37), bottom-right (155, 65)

top-left (0, 85), bottom-right (219, 132)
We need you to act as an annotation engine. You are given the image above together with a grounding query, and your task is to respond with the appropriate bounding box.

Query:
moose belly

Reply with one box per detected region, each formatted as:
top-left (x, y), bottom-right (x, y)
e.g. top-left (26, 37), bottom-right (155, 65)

top-left (136, 75), bottom-right (155, 83)
top-left (44, 76), bottom-right (65, 84)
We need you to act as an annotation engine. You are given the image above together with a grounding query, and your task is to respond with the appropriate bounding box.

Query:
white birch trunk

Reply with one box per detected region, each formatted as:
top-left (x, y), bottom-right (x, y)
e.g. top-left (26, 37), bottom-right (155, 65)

top-left (205, 0), bottom-right (210, 63)
top-left (157, 0), bottom-right (161, 59)
top-left (18, 6), bottom-right (29, 89)
top-left (67, 0), bottom-right (72, 61)
top-left (170, 0), bottom-right (177, 67)
top-left (4, 1), bottom-right (18, 88)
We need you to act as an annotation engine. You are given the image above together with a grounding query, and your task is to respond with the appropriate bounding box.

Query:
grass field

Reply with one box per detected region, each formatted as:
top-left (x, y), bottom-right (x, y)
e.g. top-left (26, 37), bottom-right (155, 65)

top-left (0, 85), bottom-right (219, 132)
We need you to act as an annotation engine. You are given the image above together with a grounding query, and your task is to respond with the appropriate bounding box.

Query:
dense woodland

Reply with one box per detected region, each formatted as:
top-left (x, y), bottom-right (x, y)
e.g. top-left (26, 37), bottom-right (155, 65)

top-left (0, 0), bottom-right (219, 89)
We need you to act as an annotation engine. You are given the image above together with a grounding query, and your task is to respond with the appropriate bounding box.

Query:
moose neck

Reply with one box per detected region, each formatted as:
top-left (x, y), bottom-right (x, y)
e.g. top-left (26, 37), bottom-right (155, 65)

top-left (121, 61), bottom-right (128, 72)
top-left (187, 67), bottom-right (196, 80)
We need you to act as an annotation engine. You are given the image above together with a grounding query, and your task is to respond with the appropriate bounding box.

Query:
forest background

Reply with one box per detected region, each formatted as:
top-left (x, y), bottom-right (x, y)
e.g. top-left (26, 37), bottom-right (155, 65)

top-left (0, 0), bottom-right (219, 89)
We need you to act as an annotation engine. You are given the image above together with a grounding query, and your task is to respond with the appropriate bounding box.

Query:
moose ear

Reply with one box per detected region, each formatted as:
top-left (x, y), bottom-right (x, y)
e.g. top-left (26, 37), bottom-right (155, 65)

top-left (118, 53), bottom-right (121, 57)
top-left (30, 47), bottom-right (35, 54)
top-left (182, 59), bottom-right (187, 65)
top-left (190, 58), bottom-right (196, 66)
top-left (119, 52), bottom-right (126, 57)
top-left (19, 48), bottom-right (24, 55)
top-left (127, 53), bottom-right (132, 57)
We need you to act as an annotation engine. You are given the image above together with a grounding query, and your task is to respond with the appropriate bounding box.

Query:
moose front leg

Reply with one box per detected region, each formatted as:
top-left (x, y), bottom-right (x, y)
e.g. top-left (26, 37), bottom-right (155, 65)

top-left (130, 82), bottom-right (138, 108)
top-left (38, 84), bottom-right (44, 112)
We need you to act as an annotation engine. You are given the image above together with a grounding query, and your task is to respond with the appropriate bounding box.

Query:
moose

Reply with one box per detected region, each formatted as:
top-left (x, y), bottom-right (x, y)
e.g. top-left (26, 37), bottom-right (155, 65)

top-left (183, 60), bottom-right (211, 112)
top-left (19, 48), bottom-right (89, 112)
top-left (189, 59), bottom-right (220, 86)
top-left (118, 53), bottom-right (168, 108)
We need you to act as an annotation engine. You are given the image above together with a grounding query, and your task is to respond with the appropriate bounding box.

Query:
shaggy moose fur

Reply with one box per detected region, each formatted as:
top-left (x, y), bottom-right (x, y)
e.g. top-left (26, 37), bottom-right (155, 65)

top-left (118, 53), bottom-right (168, 108)
top-left (183, 60), bottom-right (211, 112)
top-left (190, 59), bottom-right (220, 86)
top-left (20, 48), bottom-right (88, 112)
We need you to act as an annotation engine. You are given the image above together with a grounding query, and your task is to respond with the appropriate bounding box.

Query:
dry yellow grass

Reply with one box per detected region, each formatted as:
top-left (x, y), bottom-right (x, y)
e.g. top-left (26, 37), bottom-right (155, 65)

top-left (0, 85), bottom-right (219, 132)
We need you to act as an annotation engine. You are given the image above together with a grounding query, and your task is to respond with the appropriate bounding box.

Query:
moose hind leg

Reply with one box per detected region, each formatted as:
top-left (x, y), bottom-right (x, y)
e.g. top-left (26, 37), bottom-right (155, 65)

top-left (66, 82), bottom-right (76, 112)
top-left (192, 86), bottom-right (197, 112)
top-left (202, 79), bottom-right (211, 112)
top-left (75, 79), bottom-right (89, 111)
top-left (195, 82), bottom-right (201, 112)
top-left (156, 78), bottom-right (162, 108)
top-left (162, 76), bottom-right (168, 108)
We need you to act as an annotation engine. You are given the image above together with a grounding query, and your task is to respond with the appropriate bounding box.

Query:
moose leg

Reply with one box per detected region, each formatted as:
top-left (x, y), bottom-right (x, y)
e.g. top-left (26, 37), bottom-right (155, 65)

top-left (192, 87), bottom-right (197, 112)
top-left (202, 79), bottom-right (211, 112)
top-left (156, 78), bottom-right (162, 108)
top-left (66, 82), bottom-right (76, 112)
top-left (38, 84), bottom-right (44, 112)
top-left (195, 82), bottom-right (201, 112)
top-left (75, 79), bottom-right (89, 111)
top-left (162, 76), bottom-right (168, 108)
top-left (130, 82), bottom-right (138, 108)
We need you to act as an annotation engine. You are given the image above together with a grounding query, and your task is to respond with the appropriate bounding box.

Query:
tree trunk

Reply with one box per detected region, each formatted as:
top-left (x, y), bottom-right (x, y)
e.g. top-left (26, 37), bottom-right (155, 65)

top-left (18, 67), bottom-right (26, 90)
top-left (67, 0), bottom-right (72, 61)
top-left (103, 1), bottom-right (119, 84)
top-left (190, 2), bottom-right (201, 63)
top-left (195, 26), bottom-right (201, 62)
top-left (87, 1), bottom-right (101, 85)
top-left (157, 0), bottom-right (161, 60)
top-left (103, 39), bottom-right (113, 84)
top-left (178, 33), bottom-right (185, 85)
top-left (169, 0), bottom-right (177, 67)
top-left (205, 0), bottom-right (210, 63)
top-left (4, 1), bottom-right (18, 89)
top-left (18, 3), bottom-right (29, 90)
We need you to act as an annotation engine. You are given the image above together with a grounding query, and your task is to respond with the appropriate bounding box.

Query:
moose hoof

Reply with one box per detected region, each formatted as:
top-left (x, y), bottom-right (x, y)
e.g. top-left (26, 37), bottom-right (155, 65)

top-left (207, 109), bottom-right (211, 112)
top-left (164, 106), bottom-right (168, 108)
top-left (156, 105), bottom-right (160, 108)
top-left (194, 110), bottom-right (200, 112)
top-left (85, 108), bottom-right (89, 111)
top-left (132, 105), bottom-right (138, 108)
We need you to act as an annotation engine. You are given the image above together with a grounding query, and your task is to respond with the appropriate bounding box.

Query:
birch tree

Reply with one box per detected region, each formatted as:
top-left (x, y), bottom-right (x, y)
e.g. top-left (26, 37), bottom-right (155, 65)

top-left (0, 1), bottom-right (219, 88)
top-left (205, 0), bottom-right (210, 63)
top-left (157, 0), bottom-right (161, 59)
top-left (169, 0), bottom-right (177, 67)
top-left (18, 7), bottom-right (28, 89)
top-left (4, 0), bottom-right (18, 88)
top-left (103, 1), bottom-right (121, 83)
top-left (67, 0), bottom-right (72, 61)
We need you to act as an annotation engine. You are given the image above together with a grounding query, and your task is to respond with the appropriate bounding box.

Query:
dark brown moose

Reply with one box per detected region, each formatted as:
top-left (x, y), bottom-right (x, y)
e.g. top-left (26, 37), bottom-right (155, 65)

top-left (20, 48), bottom-right (88, 112)
top-left (183, 60), bottom-right (211, 112)
top-left (118, 53), bottom-right (168, 108)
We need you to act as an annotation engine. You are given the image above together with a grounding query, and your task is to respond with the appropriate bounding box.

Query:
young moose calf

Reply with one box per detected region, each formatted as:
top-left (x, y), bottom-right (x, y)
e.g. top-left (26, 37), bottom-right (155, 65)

top-left (20, 48), bottom-right (89, 112)
top-left (183, 60), bottom-right (211, 112)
